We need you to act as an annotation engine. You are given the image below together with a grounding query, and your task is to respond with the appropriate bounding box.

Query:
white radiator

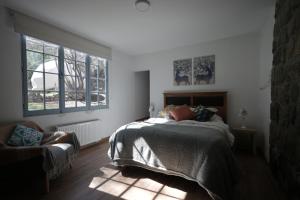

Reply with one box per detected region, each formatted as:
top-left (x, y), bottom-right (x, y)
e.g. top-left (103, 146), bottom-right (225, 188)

top-left (56, 119), bottom-right (101, 147)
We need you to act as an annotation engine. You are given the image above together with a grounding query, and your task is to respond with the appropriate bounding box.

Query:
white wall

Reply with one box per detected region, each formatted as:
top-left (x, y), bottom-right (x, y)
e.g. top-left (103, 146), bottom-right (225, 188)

top-left (133, 33), bottom-right (261, 130)
top-left (0, 7), bottom-right (138, 138)
top-left (258, 6), bottom-right (275, 162)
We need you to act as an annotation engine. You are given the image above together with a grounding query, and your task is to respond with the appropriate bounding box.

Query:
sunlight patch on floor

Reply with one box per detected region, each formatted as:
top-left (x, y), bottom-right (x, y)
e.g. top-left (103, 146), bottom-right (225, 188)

top-left (112, 172), bottom-right (136, 184)
top-left (161, 185), bottom-right (187, 199)
top-left (88, 177), bottom-right (106, 189)
top-left (121, 186), bottom-right (157, 200)
top-left (134, 178), bottom-right (164, 192)
top-left (100, 166), bottom-right (119, 178)
top-left (97, 180), bottom-right (129, 196)
top-left (89, 166), bottom-right (188, 200)
top-left (155, 194), bottom-right (180, 200)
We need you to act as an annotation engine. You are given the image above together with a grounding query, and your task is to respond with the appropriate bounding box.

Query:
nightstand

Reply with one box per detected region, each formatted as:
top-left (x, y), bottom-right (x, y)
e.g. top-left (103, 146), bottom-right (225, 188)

top-left (232, 127), bottom-right (256, 154)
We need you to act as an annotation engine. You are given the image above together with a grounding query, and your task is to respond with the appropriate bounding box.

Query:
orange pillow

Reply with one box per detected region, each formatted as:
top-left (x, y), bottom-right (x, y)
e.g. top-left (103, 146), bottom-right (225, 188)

top-left (169, 106), bottom-right (194, 121)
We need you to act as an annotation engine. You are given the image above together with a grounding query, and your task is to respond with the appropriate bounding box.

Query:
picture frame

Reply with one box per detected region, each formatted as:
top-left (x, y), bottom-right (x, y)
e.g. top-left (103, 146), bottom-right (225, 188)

top-left (193, 55), bottom-right (215, 85)
top-left (173, 58), bottom-right (192, 86)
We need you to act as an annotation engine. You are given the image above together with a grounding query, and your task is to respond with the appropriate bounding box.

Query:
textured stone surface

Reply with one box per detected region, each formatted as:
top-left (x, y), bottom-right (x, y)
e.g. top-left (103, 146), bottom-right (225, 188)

top-left (270, 0), bottom-right (300, 199)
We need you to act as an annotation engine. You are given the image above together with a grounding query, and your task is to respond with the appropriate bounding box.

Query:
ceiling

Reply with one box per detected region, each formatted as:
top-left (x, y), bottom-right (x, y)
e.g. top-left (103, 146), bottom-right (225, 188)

top-left (4, 0), bottom-right (274, 55)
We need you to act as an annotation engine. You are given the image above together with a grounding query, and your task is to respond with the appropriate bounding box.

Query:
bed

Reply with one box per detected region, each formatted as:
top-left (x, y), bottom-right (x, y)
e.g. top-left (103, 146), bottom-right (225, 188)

top-left (108, 91), bottom-right (238, 200)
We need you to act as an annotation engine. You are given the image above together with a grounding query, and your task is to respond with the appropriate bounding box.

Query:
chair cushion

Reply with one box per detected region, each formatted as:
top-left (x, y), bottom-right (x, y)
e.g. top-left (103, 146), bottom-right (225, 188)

top-left (6, 124), bottom-right (43, 146)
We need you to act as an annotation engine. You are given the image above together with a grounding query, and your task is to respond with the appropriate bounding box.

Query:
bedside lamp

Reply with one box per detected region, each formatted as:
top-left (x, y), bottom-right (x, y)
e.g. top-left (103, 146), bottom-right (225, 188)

top-left (238, 108), bottom-right (248, 129)
top-left (149, 103), bottom-right (155, 118)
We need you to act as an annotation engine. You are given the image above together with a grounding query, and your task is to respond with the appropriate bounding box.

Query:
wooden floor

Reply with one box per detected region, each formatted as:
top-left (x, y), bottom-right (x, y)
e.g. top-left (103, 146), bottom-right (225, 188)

top-left (1, 142), bottom-right (286, 200)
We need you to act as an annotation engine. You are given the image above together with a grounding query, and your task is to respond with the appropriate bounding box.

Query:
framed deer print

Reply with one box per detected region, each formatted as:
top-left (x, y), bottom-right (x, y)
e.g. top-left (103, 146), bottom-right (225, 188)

top-left (173, 58), bottom-right (192, 86)
top-left (193, 55), bottom-right (215, 85)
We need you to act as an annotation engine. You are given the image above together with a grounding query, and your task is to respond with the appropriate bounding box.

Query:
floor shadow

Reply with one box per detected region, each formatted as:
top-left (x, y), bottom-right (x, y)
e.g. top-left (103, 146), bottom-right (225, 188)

top-left (117, 165), bottom-right (211, 200)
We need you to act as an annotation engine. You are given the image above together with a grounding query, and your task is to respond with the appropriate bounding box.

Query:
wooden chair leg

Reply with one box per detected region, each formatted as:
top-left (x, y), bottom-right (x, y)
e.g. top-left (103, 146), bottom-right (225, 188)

top-left (43, 172), bottom-right (49, 193)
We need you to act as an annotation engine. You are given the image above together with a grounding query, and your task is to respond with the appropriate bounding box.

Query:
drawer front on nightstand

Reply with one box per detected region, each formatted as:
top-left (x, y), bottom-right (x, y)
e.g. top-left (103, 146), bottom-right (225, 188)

top-left (235, 133), bottom-right (252, 152)
top-left (233, 129), bottom-right (255, 154)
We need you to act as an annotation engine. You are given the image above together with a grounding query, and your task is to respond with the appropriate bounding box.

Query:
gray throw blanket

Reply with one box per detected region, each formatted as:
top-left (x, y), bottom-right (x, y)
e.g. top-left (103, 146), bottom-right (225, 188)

top-left (108, 121), bottom-right (239, 200)
top-left (42, 131), bottom-right (80, 179)
top-left (0, 121), bottom-right (80, 180)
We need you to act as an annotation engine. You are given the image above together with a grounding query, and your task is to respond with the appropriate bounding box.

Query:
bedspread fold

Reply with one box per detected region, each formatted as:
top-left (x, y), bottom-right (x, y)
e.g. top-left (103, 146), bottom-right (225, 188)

top-left (108, 120), bottom-right (239, 200)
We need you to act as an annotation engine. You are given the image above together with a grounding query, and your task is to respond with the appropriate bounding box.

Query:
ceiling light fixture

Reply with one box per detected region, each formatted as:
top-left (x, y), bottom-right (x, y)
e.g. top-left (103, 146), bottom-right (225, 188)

top-left (135, 0), bottom-right (151, 12)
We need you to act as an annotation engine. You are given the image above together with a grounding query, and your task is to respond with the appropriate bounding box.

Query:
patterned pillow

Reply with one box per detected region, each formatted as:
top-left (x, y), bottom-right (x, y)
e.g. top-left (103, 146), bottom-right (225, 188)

top-left (192, 105), bottom-right (205, 113)
top-left (194, 107), bottom-right (216, 122)
top-left (7, 124), bottom-right (44, 146)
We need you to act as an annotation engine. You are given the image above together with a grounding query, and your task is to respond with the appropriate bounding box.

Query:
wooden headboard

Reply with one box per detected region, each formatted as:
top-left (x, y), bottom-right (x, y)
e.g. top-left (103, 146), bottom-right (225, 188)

top-left (164, 91), bottom-right (227, 122)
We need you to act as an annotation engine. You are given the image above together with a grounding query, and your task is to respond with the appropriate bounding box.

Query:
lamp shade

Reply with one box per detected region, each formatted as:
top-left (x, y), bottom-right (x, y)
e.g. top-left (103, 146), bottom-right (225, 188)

top-left (238, 108), bottom-right (248, 129)
top-left (149, 103), bottom-right (155, 117)
top-left (238, 108), bottom-right (248, 117)
top-left (149, 103), bottom-right (155, 112)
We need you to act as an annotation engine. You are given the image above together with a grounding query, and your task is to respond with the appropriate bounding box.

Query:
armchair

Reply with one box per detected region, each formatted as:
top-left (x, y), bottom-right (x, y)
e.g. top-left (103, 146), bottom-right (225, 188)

top-left (0, 121), bottom-right (80, 194)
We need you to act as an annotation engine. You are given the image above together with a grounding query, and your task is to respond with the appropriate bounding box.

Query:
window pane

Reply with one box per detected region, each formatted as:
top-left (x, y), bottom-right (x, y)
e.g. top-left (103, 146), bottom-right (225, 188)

top-left (90, 65), bottom-right (98, 77)
top-left (91, 78), bottom-right (98, 91)
top-left (27, 71), bottom-right (34, 90)
top-left (45, 73), bottom-right (59, 91)
top-left (91, 102), bottom-right (98, 107)
top-left (76, 92), bottom-right (86, 107)
top-left (65, 92), bottom-right (76, 108)
top-left (98, 79), bottom-right (105, 92)
top-left (90, 56), bottom-right (106, 66)
top-left (27, 51), bottom-right (43, 71)
top-left (99, 94), bottom-right (106, 105)
top-left (64, 60), bottom-right (76, 76)
top-left (99, 59), bottom-right (106, 68)
top-left (99, 67), bottom-right (105, 79)
top-left (28, 91), bottom-right (44, 111)
top-left (91, 57), bottom-right (97, 66)
top-left (91, 92), bottom-right (98, 106)
top-left (76, 76), bottom-right (86, 91)
top-left (64, 48), bottom-right (75, 60)
top-left (26, 36), bottom-right (43, 53)
top-left (76, 51), bottom-right (86, 63)
top-left (44, 42), bottom-right (59, 56)
top-left (44, 55), bottom-right (59, 73)
top-left (76, 62), bottom-right (86, 77)
top-left (65, 75), bottom-right (76, 91)
top-left (45, 91), bottom-right (59, 109)
top-left (30, 72), bottom-right (44, 90)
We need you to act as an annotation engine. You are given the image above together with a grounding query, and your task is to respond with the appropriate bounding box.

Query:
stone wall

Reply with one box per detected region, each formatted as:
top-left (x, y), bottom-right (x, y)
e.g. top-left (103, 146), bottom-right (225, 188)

top-left (270, 0), bottom-right (300, 199)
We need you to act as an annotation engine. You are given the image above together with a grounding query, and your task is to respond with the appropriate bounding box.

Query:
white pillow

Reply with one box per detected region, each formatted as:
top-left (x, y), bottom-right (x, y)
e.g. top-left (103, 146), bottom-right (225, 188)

top-left (206, 107), bottom-right (218, 113)
top-left (210, 114), bottom-right (223, 122)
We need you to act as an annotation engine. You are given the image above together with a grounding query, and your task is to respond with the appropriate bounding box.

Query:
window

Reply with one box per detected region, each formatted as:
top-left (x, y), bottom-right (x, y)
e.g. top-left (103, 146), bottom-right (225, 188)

top-left (22, 35), bottom-right (108, 116)
top-left (25, 37), bottom-right (60, 111)
top-left (90, 56), bottom-right (107, 107)
top-left (63, 48), bottom-right (87, 109)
